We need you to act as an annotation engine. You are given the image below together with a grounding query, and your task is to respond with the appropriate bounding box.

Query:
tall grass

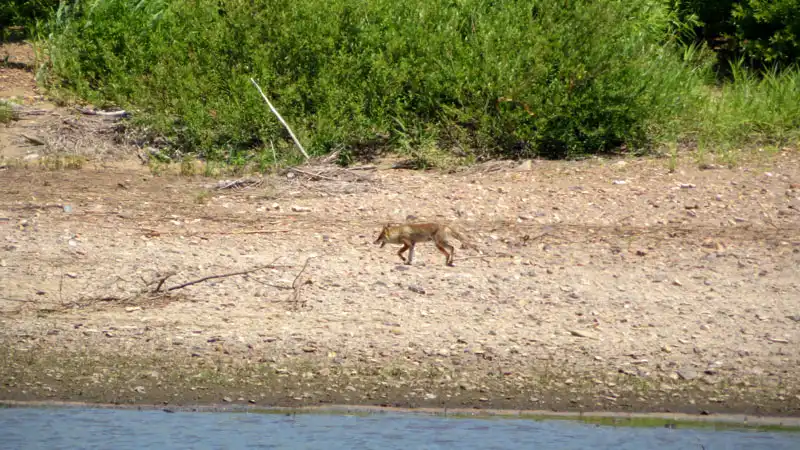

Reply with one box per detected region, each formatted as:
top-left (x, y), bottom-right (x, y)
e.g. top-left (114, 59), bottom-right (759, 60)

top-left (0, 101), bottom-right (15, 124)
top-left (35, 0), bottom-right (800, 165)
top-left (688, 61), bottom-right (800, 147)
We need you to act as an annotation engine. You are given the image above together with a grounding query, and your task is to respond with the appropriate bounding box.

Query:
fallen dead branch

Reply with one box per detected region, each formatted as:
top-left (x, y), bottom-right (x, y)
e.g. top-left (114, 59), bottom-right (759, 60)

top-left (132, 228), bottom-right (290, 237)
top-left (456, 254), bottom-right (514, 262)
top-left (214, 178), bottom-right (264, 190)
top-left (289, 167), bottom-right (338, 181)
top-left (160, 257), bottom-right (289, 292)
top-left (250, 77), bottom-right (309, 160)
top-left (287, 256), bottom-right (315, 307)
top-left (76, 107), bottom-right (129, 118)
top-left (153, 271), bottom-right (177, 293)
top-left (19, 134), bottom-right (45, 146)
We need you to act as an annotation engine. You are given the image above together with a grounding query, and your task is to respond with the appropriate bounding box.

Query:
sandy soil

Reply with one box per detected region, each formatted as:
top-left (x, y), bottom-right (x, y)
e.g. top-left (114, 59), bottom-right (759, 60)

top-left (2, 42), bottom-right (799, 417)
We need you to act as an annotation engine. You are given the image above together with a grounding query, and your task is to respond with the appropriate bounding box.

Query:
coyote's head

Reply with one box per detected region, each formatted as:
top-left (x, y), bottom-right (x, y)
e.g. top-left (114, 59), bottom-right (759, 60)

top-left (373, 223), bottom-right (394, 247)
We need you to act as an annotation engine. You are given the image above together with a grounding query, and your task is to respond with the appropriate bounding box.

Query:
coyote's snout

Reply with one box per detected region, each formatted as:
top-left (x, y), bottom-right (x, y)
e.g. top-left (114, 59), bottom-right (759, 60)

top-left (374, 222), bottom-right (474, 266)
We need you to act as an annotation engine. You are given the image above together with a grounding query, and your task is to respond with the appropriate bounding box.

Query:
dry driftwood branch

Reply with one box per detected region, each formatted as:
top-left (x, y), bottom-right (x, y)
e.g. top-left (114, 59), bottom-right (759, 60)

top-left (287, 256), bottom-right (315, 304)
top-left (0, 297), bottom-right (37, 303)
top-left (165, 258), bottom-right (286, 292)
top-left (19, 133), bottom-right (45, 145)
top-left (289, 167), bottom-right (338, 181)
top-left (76, 107), bottom-right (129, 118)
top-left (214, 178), bottom-right (264, 190)
top-left (250, 77), bottom-right (309, 160)
top-left (153, 271), bottom-right (177, 293)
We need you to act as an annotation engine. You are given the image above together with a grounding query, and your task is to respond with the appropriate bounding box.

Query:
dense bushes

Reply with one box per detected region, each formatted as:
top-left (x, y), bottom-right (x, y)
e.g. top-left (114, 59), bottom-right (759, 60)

top-left (0, 0), bottom-right (60, 38)
top-left (670, 0), bottom-right (800, 73)
top-left (28, 0), bottom-right (800, 164)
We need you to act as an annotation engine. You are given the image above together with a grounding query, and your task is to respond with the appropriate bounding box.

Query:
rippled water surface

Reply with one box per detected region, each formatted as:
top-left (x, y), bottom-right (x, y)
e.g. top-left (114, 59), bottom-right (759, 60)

top-left (1, 406), bottom-right (799, 449)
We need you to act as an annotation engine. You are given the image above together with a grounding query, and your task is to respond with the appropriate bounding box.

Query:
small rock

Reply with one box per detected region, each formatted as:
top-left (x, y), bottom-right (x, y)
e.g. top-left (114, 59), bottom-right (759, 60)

top-left (408, 285), bottom-right (426, 295)
top-left (222, 396), bottom-right (232, 402)
top-left (291, 205), bottom-right (311, 212)
top-left (672, 279), bottom-right (683, 287)
top-left (652, 273), bottom-right (667, 283)
top-left (677, 369), bottom-right (698, 380)
top-left (612, 180), bottom-right (628, 185)
top-left (568, 329), bottom-right (597, 339)
top-left (302, 346), bottom-right (317, 353)
top-left (661, 345), bottom-right (672, 353)
top-left (679, 183), bottom-right (696, 189)
top-left (786, 315), bottom-right (800, 322)
top-left (125, 306), bottom-right (142, 313)
top-left (517, 160), bottom-right (532, 171)
top-left (133, 386), bottom-right (146, 394)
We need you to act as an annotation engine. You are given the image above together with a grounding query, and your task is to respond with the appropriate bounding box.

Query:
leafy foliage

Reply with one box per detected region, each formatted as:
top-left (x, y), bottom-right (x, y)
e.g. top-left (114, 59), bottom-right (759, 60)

top-left (669, 0), bottom-right (800, 73)
top-left (32, 0), bottom-right (800, 164)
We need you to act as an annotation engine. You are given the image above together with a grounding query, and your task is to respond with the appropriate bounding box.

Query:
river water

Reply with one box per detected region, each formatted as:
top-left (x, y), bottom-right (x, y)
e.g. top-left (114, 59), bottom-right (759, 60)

top-left (1, 406), bottom-right (798, 449)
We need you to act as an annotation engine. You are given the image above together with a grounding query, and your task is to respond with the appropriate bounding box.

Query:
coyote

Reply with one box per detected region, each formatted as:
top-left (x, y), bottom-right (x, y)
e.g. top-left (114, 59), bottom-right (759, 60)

top-left (373, 222), bottom-right (474, 266)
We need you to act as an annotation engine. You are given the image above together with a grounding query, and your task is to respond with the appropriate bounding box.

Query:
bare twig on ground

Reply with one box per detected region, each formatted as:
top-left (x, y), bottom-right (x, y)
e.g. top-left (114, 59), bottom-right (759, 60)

top-left (225, 230), bottom-right (291, 235)
top-left (289, 167), bottom-right (338, 181)
top-left (153, 271), bottom-right (177, 293)
top-left (164, 258), bottom-right (287, 292)
top-left (214, 178), bottom-right (264, 190)
top-left (456, 254), bottom-right (514, 262)
top-left (287, 256), bottom-right (315, 306)
top-left (250, 78), bottom-right (309, 160)
top-left (75, 107), bottom-right (129, 118)
top-left (131, 228), bottom-right (290, 237)
top-left (19, 134), bottom-right (45, 145)
top-left (0, 297), bottom-right (36, 303)
top-left (755, 199), bottom-right (780, 230)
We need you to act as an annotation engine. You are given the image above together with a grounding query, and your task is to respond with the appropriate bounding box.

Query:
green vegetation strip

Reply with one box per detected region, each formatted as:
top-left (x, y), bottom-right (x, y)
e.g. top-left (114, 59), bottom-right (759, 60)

top-left (20, 0), bottom-right (799, 166)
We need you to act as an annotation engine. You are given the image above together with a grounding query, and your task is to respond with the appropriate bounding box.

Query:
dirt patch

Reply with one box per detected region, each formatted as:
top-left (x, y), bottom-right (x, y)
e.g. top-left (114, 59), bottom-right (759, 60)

top-left (1, 43), bottom-right (800, 417)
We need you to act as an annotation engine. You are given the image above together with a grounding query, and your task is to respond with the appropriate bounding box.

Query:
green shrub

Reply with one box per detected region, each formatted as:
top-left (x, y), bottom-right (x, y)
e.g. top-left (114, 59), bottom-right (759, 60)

top-left (668, 0), bottom-right (800, 74)
top-left (40, 0), bottom-right (712, 161)
top-left (1, 0), bottom-right (60, 39)
top-left (0, 101), bottom-right (15, 124)
top-left (34, 0), bottom-right (800, 163)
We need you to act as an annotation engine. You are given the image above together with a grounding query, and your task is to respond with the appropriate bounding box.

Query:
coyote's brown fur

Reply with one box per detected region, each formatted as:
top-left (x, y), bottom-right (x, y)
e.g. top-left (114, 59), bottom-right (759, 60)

top-left (373, 222), bottom-right (474, 266)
